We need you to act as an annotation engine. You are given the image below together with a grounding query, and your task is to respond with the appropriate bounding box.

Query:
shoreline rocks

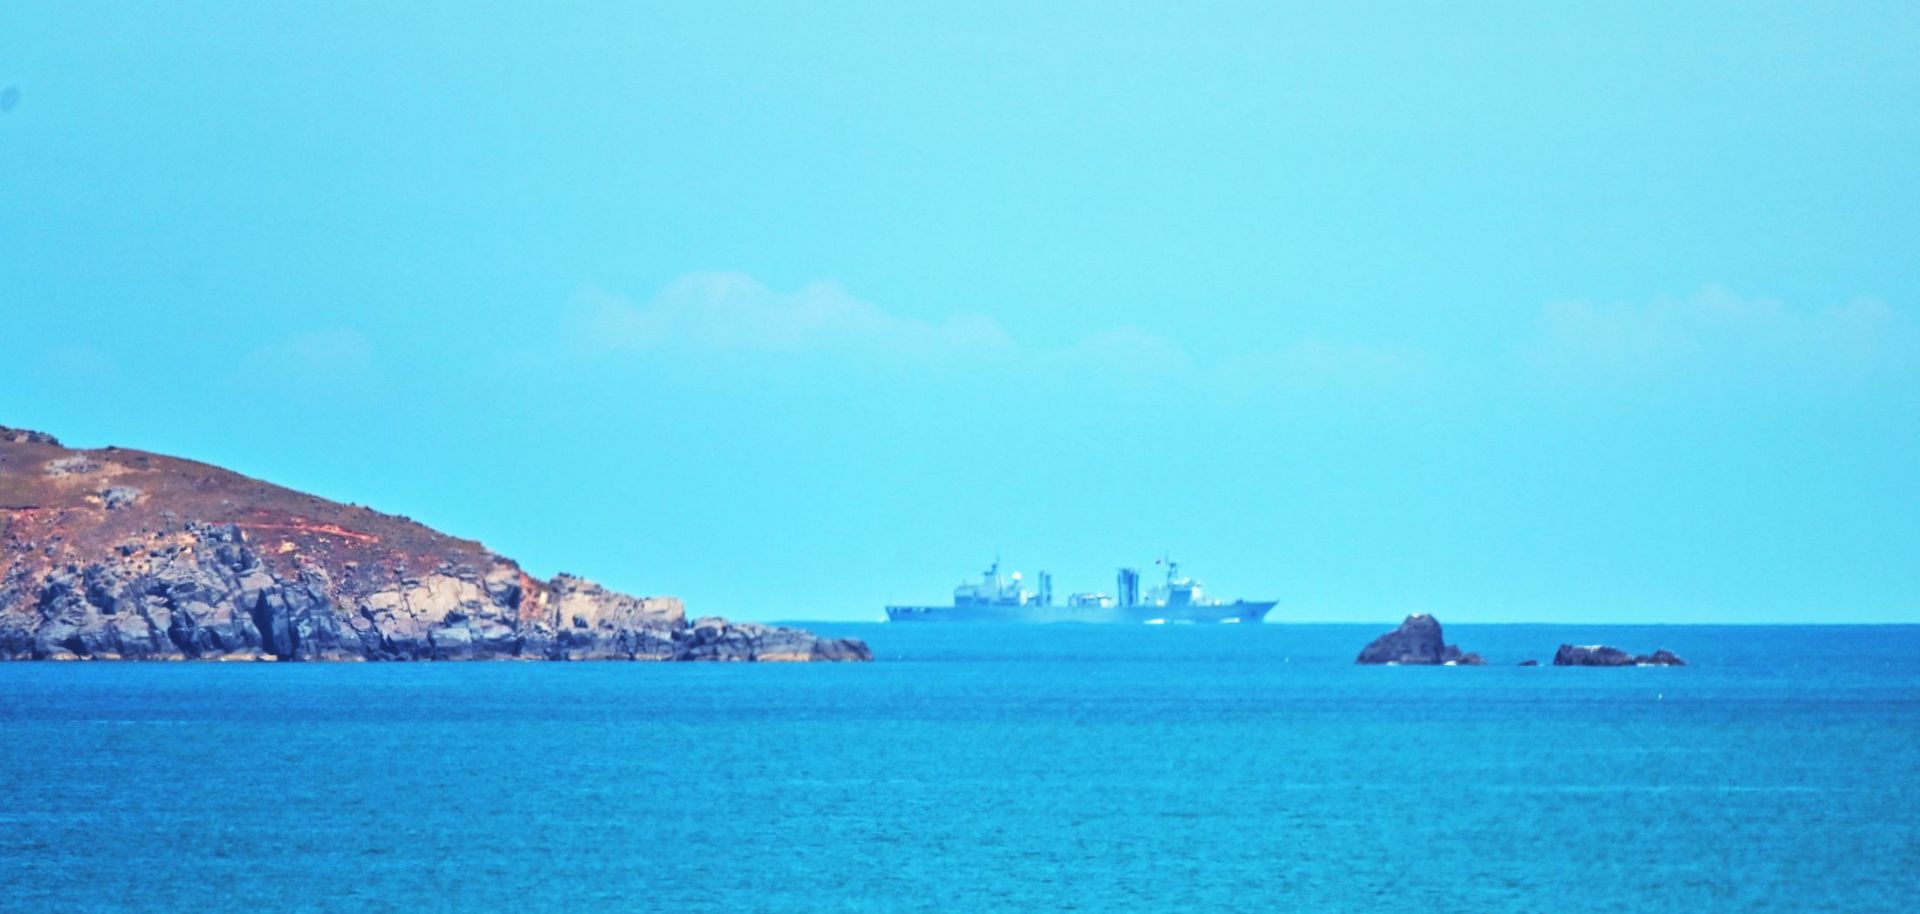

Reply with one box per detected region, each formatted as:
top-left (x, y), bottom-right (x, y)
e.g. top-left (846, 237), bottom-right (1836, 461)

top-left (1356, 614), bottom-right (1483, 665)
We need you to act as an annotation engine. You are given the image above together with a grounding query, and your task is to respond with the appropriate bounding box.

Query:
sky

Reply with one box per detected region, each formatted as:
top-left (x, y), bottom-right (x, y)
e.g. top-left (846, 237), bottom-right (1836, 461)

top-left (1, 2), bottom-right (1916, 623)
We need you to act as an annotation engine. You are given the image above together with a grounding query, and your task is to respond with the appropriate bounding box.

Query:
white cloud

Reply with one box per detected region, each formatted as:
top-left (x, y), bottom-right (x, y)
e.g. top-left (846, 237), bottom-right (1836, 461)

top-left (570, 275), bottom-right (1912, 405)
top-left (1525, 284), bottom-right (1910, 387)
top-left (558, 272), bottom-right (1437, 403)
top-left (1063, 325), bottom-right (1195, 369)
top-left (34, 344), bottom-right (120, 381)
top-left (572, 273), bottom-right (1013, 358)
top-left (1274, 339), bottom-right (1432, 391)
top-left (1186, 338), bottom-right (1436, 406)
top-left (241, 330), bottom-right (374, 381)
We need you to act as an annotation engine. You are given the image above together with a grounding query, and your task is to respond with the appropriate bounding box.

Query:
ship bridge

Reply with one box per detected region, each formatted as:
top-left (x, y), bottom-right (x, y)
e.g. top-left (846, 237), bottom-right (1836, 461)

top-left (952, 559), bottom-right (1053, 607)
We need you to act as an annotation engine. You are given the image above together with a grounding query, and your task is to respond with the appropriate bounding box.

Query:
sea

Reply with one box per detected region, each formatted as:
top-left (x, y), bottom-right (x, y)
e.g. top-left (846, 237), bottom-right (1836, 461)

top-left (2, 623), bottom-right (1915, 913)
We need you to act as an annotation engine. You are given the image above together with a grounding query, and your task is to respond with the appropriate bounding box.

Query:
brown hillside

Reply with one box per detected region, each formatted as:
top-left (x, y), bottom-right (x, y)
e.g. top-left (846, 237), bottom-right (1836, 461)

top-left (0, 424), bottom-right (868, 662)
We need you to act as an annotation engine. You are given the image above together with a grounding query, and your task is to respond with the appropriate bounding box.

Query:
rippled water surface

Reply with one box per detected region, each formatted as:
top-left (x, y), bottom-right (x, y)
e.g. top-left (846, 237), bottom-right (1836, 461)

top-left (3, 624), bottom-right (1916, 912)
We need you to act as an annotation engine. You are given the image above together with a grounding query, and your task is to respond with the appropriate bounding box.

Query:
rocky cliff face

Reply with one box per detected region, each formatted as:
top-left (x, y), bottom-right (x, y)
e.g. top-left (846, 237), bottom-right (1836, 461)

top-left (0, 425), bottom-right (869, 662)
top-left (1355, 614), bottom-right (1484, 665)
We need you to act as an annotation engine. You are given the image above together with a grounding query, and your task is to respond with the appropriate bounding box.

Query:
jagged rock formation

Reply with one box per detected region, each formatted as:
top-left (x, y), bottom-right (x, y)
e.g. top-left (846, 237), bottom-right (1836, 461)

top-left (1355, 614), bottom-right (1483, 665)
top-left (2, 426), bottom-right (59, 446)
top-left (0, 425), bottom-right (869, 662)
top-left (1553, 644), bottom-right (1686, 667)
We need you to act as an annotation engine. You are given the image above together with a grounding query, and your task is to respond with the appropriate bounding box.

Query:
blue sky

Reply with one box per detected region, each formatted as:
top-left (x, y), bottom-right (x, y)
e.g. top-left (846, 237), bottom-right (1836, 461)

top-left (2, 2), bottom-right (1916, 622)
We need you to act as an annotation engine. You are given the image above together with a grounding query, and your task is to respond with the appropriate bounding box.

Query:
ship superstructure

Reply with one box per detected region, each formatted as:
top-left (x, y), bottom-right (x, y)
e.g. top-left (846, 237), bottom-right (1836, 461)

top-left (885, 558), bottom-right (1274, 624)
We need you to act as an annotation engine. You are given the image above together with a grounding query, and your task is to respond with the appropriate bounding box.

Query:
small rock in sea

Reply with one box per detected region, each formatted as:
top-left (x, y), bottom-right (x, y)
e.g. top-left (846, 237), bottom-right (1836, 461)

top-left (1553, 644), bottom-right (1688, 667)
top-left (1554, 644), bottom-right (1635, 666)
top-left (1356, 614), bottom-right (1482, 665)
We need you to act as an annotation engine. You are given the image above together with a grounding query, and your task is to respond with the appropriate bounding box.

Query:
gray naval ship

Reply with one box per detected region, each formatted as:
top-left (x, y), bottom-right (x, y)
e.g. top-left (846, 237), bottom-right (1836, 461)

top-left (886, 558), bottom-right (1275, 624)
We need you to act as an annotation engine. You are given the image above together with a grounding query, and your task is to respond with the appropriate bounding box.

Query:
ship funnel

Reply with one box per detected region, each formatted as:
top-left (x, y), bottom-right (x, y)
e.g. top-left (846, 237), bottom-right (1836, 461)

top-left (1117, 568), bottom-right (1140, 607)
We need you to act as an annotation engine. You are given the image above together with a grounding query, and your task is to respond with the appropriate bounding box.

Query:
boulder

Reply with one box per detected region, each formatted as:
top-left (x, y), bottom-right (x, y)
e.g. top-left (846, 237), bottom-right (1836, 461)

top-left (810, 636), bottom-right (875, 663)
top-left (1356, 614), bottom-right (1481, 665)
top-left (42, 456), bottom-right (98, 477)
top-left (99, 486), bottom-right (142, 510)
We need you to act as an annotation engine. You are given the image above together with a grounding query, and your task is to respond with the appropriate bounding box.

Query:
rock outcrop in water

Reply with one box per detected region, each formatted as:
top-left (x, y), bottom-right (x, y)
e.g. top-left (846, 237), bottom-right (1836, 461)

top-left (1355, 614), bottom-right (1483, 665)
top-left (0, 425), bottom-right (870, 662)
top-left (1553, 644), bottom-right (1685, 667)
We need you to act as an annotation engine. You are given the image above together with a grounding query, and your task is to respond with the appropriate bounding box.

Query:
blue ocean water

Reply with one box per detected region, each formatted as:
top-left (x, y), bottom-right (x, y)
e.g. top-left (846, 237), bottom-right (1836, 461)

top-left (2, 623), bottom-right (1916, 912)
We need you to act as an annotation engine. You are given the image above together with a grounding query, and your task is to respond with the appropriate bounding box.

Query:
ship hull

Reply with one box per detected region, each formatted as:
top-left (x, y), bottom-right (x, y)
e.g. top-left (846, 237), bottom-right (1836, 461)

top-left (885, 601), bottom-right (1275, 624)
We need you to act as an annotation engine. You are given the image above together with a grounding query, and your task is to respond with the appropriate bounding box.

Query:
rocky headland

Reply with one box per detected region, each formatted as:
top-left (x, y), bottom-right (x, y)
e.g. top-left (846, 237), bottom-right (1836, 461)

top-left (1553, 644), bottom-right (1686, 667)
top-left (0, 425), bottom-right (870, 662)
top-left (1355, 613), bottom-right (1484, 665)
